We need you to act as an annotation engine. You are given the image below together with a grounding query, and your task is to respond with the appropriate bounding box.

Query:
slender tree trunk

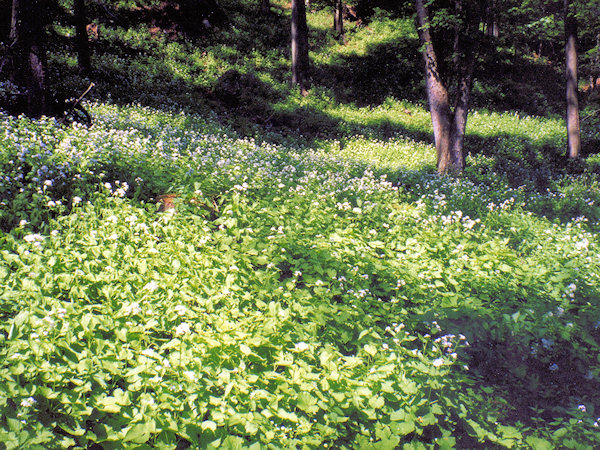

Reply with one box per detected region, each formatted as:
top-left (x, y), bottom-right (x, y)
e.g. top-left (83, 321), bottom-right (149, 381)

top-left (333, 0), bottom-right (344, 41)
top-left (291, 0), bottom-right (309, 92)
top-left (450, 58), bottom-right (474, 170)
top-left (564, 0), bottom-right (581, 159)
top-left (416, 0), bottom-right (465, 174)
top-left (485, 0), bottom-right (498, 38)
top-left (74, 0), bottom-right (90, 72)
top-left (591, 34), bottom-right (600, 90)
top-left (10, 0), bottom-right (49, 117)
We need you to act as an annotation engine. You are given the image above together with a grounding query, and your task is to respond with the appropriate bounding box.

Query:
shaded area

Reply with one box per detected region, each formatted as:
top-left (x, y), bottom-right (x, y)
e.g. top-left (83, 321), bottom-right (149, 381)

top-left (12, 0), bottom-right (594, 164)
top-left (473, 48), bottom-right (565, 117)
top-left (311, 39), bottom-right (424, 106)
top-left (87, 0), bottom-right (228, 35)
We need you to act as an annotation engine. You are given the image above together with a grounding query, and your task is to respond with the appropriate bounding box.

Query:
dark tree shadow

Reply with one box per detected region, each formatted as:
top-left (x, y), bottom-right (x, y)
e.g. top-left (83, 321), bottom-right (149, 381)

top-left (310, 39), bottom-right (424, 107)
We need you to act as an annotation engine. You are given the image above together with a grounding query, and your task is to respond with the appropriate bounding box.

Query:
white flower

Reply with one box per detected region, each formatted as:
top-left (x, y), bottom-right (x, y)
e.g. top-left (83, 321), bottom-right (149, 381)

top-left (43, 180), bottom-right (53, 187)
top-left (143, 281), bottom-right (158, 292)
top-left (175, 322), bottom-right (191, 336)
top-left (20, 397), bottom-right (36, 408)
top-left (19, 219), bottom-right (28, 226)
top-left (141, 348), bottom-right (158, 358)
top-left (135, 223), bottom-right (149, 232)
top-left (123, 302), bottom-right (142, 316)
top-left (183, 371), bottom-right (197, 382)
top-left (108, 233), bottom-right (118, 240)
top-left (578, 404), bottom-right (587, 412)
top-left (113, 188), bottom-right (126, 197)
top-left (294, 342), bottom-right (309, 351)
top-left (72, 196), bottom-right (82, 204)
top-left (174, 304), bottom-right (187, 316)
top-left (432, 358), bottom-right (444, 367)
top-left (24, 234), bottom-right (44, 243)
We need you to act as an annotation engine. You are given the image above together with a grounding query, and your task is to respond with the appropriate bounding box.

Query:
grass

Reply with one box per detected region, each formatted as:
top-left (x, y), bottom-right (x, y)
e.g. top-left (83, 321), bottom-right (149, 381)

top-left (1, 0), bottom-right (600, 448)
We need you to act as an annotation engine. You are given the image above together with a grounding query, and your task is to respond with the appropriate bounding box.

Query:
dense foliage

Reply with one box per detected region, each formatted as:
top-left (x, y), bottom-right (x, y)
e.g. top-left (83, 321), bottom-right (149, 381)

top-left (1, 0), bottom-right (600, 448)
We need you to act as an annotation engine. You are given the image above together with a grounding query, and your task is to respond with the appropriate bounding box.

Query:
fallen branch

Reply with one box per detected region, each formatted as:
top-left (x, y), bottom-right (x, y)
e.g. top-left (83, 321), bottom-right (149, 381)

top-left (70, 81), bottom-right (95, 111)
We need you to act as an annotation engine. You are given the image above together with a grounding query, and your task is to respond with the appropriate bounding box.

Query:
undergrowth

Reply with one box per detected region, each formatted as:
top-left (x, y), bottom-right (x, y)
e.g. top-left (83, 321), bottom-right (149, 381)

top-left (1, 0), bottom-right (600, 448)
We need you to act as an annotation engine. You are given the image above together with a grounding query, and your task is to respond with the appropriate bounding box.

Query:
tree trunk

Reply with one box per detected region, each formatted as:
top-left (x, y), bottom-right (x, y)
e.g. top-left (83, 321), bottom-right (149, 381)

top-left (485, 0), bottom-right (498, 38)
top-left (74, 0), bottom-right (90, 73)
top-left (291, 0), bottom-right (309, 91)
top-left (564, 0), bottom-right (581, 159)
top-left (415, 0), bottom-right (466, 174)
top-left (333, 0), bottom-right (344, 41)
top-left (450, 60), bottom-right (474, 171)
top-left (10, 0), bottom-right (49, 117)
top-left (592, 33), bottom-right (600, 90)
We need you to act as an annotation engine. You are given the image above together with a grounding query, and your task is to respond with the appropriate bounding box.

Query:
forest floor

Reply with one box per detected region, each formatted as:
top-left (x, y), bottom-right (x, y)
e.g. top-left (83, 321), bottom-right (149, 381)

top-left (1, 0), bottom-right (600, 447)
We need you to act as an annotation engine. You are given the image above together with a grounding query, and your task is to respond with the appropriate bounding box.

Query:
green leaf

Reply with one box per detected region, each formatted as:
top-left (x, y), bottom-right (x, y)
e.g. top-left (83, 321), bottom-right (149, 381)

top-left (393, 420), bottom-right (415, 435)
top-left (244, 421), bottom-right (259, 435)
top-left (420, 413), bottom-right (437, 426)
top-left (525, 436), bottom-right (552, 449)
top-left (553, 427), bottom-right (568, 438)
top-left (437, 436), bottom-right (456, 449)
top-left (369, 396), bottom-right (385, 409)
top-left (498, 263), bottom-right (512, 272)
top-left (390, 409), bottom-right (406, 421)
top-left (277, 409), bottom-right (298, 423)
top-left (201, 421), bottom-right (217, 432)
top-left (297, 392), bottom-right (318, 413)
top-left (499, 424), bottom-right (522, 439)
top-left (363, 344), bottom-right (377, 356)
top-left (123, 421), bottom-right (155, 443)
top-left (97, 399), bottom-right (121, 413)
top-left (240, 344), bottom-right (252, 356)
top-left (431, 403), bottom-right (443, 415)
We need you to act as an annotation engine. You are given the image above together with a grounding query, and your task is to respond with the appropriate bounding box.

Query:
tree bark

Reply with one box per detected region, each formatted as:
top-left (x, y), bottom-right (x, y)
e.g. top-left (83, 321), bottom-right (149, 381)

top-left (9, 0), bottom-right (49, 117)
top-left (291, 0), bottom-right (309, 91)
top-left (485, 0), bottom-right (498, 38)
top-left (74, 0), bottom-right (90, 73)
top-left (564, 0), bottom-right (581, 159)
top-left (333, 0), bottom-right (344, 41)
top-left (416, 0), bottom-right (468, 174)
